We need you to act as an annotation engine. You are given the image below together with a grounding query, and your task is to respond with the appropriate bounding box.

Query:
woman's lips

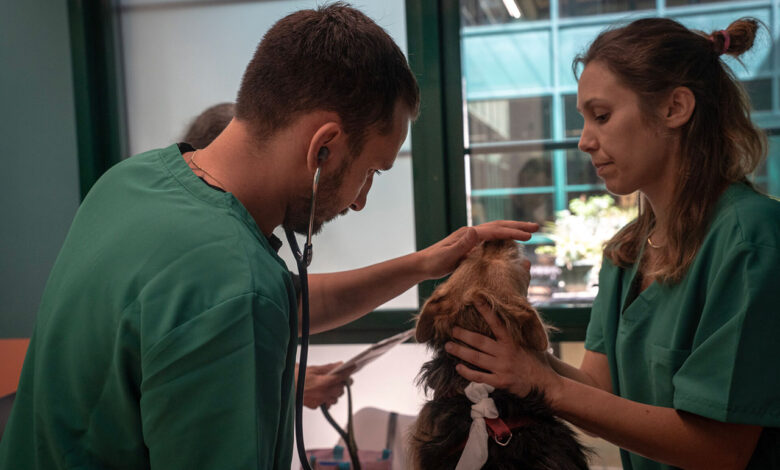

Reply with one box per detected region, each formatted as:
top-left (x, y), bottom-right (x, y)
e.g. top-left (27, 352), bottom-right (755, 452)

top-left (594, 161), bottom-right (613, 176)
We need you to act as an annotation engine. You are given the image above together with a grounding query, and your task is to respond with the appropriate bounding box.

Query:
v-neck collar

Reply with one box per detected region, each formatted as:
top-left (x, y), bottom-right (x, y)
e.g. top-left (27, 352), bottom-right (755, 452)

top-left (620, 242), bottom-right (660, 317)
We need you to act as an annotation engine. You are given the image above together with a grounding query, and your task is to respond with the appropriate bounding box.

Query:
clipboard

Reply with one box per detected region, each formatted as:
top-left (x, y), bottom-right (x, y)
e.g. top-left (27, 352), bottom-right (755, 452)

top-left (329, 328), bottom-right (416, 375)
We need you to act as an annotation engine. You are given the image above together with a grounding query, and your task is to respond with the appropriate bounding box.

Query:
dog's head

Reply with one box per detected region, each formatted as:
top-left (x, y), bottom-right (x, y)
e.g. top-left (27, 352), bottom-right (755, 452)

top-left (415, 239), bottom-right (549, 352)
top-left (410, 241), bottom-right (588, 470)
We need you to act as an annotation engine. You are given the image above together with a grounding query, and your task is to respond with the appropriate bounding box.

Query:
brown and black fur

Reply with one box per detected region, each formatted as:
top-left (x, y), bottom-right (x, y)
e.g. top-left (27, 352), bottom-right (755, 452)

top-left (410, 239), bottom-right (589, 470)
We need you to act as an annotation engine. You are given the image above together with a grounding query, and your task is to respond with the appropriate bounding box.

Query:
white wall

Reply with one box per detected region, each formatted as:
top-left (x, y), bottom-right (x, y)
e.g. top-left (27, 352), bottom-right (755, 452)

top-left (294, 343), bottom-right (432, 469)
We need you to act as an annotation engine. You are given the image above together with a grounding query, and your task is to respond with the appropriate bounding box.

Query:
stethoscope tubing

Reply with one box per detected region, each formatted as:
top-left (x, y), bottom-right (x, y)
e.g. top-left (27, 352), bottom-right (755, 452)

top-left (287, 227), bottom-right (313, 470)
top-left (288, 165), bottom-right (321, 470)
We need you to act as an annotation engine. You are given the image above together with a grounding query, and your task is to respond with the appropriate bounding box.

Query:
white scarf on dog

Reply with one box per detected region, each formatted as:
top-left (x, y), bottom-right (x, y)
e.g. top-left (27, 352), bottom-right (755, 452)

top-left (455, 382), bottom-right (498, 470)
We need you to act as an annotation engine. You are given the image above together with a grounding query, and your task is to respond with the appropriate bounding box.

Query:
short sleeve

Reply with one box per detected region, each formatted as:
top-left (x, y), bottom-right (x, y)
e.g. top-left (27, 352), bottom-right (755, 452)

top-left (140, 293), bottom-right (294, 469)
top-left (672, 242), bottom-right (780, 426)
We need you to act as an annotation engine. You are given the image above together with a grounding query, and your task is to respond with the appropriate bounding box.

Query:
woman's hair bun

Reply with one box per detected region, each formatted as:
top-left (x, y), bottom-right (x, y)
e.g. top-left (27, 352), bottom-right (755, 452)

top-left (711, 18), bottom-right (760, 56)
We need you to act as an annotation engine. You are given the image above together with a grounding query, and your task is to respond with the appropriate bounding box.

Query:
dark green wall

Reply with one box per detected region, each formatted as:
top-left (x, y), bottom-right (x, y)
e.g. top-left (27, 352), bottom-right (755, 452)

top-left (0, 1), bottom-right (81, 338)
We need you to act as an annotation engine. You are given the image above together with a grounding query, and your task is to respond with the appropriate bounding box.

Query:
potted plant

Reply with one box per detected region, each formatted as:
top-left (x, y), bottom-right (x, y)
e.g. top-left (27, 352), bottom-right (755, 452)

top-left (535, 194), bottom-right (637, 292)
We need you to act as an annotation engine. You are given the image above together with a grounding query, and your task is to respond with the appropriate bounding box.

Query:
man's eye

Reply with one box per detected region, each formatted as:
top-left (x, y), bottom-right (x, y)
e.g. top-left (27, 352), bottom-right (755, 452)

top-left (595, 113), bottom-right (610, 123)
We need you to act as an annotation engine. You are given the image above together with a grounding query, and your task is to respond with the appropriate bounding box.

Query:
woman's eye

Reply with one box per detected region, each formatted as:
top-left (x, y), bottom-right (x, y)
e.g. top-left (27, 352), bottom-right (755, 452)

top-left (595, 113), bottom-right (610, 123)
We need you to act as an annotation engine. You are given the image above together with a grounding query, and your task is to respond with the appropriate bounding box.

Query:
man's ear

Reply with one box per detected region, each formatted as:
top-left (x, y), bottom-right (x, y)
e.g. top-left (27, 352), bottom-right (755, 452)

top-left (306, 122), bottom-right (342, 173)
top-left (661, 86), bottom-right (696, 129)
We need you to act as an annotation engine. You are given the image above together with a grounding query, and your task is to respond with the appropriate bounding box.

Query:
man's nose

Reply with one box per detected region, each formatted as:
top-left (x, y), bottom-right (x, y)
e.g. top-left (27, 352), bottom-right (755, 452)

top-left (349, 173), bottom-right (374, 211)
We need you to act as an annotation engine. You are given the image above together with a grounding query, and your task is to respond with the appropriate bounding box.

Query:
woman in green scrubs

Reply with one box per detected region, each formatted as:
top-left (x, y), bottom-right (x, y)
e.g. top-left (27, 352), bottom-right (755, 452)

top-left (445, 17), bottom-right (780, 469)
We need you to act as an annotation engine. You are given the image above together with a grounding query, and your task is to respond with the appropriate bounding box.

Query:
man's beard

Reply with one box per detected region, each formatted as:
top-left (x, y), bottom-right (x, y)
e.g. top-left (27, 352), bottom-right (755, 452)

top-left (282, 159), bottom-right (350, 236)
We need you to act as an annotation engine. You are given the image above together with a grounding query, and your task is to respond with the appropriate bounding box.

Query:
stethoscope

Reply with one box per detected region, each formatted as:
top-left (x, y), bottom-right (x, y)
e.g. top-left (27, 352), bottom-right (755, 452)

top-left (285, 146), bottom-right (327, 470)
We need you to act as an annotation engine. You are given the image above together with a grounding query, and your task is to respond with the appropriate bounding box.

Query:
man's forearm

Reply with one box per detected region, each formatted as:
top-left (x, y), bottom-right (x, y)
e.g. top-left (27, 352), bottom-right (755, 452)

top-left (299, 221), bottom-right (540, 334)
top-left (304, 251), bottom-right (428, 334)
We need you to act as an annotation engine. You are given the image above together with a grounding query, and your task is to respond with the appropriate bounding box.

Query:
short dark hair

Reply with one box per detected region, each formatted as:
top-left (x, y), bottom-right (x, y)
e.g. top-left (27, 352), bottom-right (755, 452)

top-left (183, 102), bottom-right (236, 149)
top-left (235, 2), bottom-right (419, 154)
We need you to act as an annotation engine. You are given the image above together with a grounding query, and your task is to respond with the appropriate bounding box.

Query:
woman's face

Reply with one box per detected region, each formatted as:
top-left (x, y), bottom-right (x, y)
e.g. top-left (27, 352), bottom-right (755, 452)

top-left (576, 61), bottom-right (678, 198)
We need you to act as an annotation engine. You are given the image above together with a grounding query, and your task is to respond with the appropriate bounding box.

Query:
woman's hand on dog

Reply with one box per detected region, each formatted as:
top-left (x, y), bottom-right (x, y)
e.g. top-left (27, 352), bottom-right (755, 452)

top-left (444, 299), bottom-right (563, 401)
top-left (419, 221), bottom-right (539, 280)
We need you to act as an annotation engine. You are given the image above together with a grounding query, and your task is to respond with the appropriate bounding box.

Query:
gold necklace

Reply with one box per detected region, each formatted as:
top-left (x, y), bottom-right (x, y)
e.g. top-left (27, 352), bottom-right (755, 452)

top-left (188, 150), bottom-right (226, 189)
top-left (646, 234), bottom-right (664, 249)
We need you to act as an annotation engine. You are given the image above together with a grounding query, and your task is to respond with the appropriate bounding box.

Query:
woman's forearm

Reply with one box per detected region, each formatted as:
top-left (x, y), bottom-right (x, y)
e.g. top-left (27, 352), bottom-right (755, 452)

top-left (546, 352), bottom-right (611, 392)
top-left (549, 377), bottom-right (761, 470)
top-left (446, 301), bottom-right (763, 470)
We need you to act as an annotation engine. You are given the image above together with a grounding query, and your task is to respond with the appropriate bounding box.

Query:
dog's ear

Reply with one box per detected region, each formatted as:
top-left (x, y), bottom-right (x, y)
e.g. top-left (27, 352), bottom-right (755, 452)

top-left (477, 291), bottom-right (548, 351)
top-left (462, 288), bottom-right (503, 337)
top-left (505, 299), bottom-right (549, 351)
top-left (415, 289), bottom-right (457, 343)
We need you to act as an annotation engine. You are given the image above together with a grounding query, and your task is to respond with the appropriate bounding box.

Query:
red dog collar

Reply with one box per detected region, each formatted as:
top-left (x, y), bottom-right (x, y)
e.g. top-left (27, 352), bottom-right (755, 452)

top-left (485, 416), bottom-right (535, 446)
top-left (449, 415), bottom-right (537, 454)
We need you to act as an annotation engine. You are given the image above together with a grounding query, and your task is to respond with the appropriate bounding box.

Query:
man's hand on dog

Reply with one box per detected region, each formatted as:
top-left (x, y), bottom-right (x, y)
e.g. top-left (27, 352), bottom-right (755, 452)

top-left (444, 300), bottom-right (563, 402)
top-left (420, 220), bottom-right (539, 279)
top-left (296, 362), bottom-right (355, 409)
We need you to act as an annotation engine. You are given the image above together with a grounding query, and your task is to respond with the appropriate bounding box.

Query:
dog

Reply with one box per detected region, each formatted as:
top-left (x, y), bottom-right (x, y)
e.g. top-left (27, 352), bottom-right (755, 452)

top-left (409, 239), bottom-right (589, 470)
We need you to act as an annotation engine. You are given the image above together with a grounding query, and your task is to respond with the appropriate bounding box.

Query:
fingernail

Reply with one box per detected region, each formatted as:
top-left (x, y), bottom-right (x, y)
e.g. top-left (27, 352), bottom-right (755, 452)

top-left (444, 342), bottom-right (453, 352)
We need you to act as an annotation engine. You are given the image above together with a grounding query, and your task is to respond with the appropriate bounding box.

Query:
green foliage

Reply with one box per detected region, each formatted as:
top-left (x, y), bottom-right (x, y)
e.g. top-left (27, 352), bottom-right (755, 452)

top-left (536, 194), bottom-right (637, 269)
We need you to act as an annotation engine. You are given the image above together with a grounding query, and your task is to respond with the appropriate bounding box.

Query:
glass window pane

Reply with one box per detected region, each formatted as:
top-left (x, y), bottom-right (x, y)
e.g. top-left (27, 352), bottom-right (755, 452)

top-left (471, 193), bottom-right (557, 226)
top-left (558, 24), bottom-right (609, 88)
top-left (461, 0), bottom-right (550, 24)
top-left (667, 0), bottom-right (754, 8)
top-left (752, 134), bottom-right (780, 196)
top-left (462, 29), bottom-right (552, 98)
top-left (558, 0), bottom-right (655, 18)
top-left (566, 149), bottom-right (600, 185)
top-left (469, 151), bottom-right (555, 224)
top-left (744, 79), bottom-right (772, 111)
top-left (563, 94), bottom-right (584, 138)
top-left (468, 97), bottom-right (552, 143)
top-left (470, 152), bottom-right (553, 190)
top-left (566, 189), bottom-right (611, 205)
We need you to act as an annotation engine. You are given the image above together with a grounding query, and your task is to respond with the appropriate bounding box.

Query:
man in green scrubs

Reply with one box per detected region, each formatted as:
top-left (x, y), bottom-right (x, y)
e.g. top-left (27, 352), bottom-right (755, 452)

top-left (183, 102), bottom-right (354, 411)
top-left (0, 5), bottom-right (538, 470)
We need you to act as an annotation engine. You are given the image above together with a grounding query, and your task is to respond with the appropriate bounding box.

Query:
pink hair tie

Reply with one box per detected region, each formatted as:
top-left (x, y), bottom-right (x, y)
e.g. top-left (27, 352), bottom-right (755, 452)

top-left (712, 30), bottom-right (730, 55)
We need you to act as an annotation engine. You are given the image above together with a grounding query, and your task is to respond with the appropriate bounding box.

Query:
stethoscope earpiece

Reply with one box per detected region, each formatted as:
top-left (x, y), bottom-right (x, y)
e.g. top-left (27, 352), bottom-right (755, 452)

top-left (317, 146), bottom-right (329, 164)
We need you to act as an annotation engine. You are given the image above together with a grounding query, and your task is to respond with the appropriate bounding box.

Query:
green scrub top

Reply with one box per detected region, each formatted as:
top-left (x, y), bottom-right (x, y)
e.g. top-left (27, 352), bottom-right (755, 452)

top-left (0, 144), bottom-right (299, 469)
top-left (585, 183), bottom-right (780, 470)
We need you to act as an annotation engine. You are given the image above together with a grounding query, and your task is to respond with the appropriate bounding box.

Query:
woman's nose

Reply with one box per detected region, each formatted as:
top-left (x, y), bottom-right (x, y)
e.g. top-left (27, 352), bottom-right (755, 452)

top-left (578, 124), bottom-right (598, 153)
